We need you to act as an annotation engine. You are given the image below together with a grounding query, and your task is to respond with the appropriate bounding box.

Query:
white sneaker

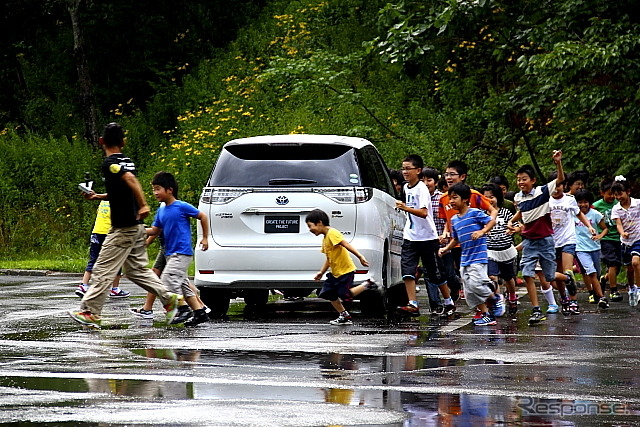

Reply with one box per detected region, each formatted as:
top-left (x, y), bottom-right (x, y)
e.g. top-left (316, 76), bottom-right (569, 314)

top-left (630, 287), bottom-right (638, 307)
top-left (329, 314), bottom-right (353, 325)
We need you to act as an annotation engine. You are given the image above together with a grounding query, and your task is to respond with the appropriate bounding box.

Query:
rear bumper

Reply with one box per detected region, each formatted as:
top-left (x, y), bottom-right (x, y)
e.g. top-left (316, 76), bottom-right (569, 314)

top-left (194, 244), bottom-right (383, 289)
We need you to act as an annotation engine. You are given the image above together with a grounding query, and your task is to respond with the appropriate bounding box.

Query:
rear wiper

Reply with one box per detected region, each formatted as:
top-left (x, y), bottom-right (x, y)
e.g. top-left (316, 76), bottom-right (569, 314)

top-left (269, 178), bottom-right (317, 185)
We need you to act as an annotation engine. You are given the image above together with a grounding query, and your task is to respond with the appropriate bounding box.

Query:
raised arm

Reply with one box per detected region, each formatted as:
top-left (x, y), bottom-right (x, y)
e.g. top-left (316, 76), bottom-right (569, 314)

top-left (552, 150), bottom-right (565, 187)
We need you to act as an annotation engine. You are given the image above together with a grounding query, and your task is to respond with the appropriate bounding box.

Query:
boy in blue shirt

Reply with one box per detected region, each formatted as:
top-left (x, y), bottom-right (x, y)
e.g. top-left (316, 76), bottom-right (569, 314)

top-left (146, 171), bottom-right (210, 326)
top-left (439, 183), bottom-right (500, 325)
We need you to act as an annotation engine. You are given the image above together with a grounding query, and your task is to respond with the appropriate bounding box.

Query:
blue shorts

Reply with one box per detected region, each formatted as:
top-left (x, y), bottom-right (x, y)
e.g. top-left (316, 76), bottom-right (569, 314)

top-left (318, 271), bottom-right (355, 302)
top-left (520, 236), bottom-right (556, 282)
top-left (576, 250), bottom-right (601, 276)
top-left (555, 244), bottom-right (576, 260)
top-left (622, 241), bottom-right (640, 265)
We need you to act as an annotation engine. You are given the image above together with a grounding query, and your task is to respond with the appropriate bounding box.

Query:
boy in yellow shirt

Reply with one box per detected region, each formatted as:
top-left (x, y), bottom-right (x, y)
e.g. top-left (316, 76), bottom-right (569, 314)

top-left (306, 209), bottom-right (378, 325)
top-left (75, 200), bottom-right (130, 298)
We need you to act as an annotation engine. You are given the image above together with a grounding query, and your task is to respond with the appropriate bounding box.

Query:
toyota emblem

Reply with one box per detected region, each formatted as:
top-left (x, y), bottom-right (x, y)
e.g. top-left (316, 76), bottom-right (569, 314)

top-left (276, 196), bottom-right (289, 205)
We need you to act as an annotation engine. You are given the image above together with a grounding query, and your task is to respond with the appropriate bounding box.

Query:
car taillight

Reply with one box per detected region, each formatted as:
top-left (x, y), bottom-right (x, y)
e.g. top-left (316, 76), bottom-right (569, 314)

top-left (201, 188), bottom-right (253, 204)
top-left (313, 188), bottom-right (373, 204)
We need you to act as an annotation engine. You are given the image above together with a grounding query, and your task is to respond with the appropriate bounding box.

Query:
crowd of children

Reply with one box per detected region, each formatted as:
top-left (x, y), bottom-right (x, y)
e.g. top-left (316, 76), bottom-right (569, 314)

top-left (72, 124), bottom-right (638, 330)
top-left (390, 150), bottom-right (640, 327)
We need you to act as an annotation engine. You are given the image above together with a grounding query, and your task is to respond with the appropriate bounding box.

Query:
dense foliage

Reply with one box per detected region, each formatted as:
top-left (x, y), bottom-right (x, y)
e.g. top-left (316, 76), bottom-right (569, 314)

top-left (0, 0), bottom-right (638, 264)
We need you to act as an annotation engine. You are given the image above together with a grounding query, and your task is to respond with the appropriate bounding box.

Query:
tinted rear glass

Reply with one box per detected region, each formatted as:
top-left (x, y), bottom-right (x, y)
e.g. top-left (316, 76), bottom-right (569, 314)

top-left (208, 143), bottom-right (361, 187)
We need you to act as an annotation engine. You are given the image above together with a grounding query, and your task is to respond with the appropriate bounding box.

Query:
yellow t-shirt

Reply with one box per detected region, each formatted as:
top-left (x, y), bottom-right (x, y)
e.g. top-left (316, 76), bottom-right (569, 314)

top-left (322, 227), bottom-right (356, 278)
top-left (92, 201), bottom-right (112, 235)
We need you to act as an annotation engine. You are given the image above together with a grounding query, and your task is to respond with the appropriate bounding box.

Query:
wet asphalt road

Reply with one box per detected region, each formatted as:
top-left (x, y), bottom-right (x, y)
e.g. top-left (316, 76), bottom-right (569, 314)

top-left (1, 274), bottom-right (640, 426)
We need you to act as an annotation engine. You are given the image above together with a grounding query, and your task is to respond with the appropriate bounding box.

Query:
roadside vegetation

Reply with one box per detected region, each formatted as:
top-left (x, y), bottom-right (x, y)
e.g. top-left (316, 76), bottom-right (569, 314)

top-left (0, 0), bottom-right (638, 270)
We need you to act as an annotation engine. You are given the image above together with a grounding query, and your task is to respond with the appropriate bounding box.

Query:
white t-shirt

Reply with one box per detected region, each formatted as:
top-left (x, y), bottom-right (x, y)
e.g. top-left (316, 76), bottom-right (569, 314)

top-left (611, 197), bottom-right (640, 246)
top-left (402, 181), bottom-right (438, 241)
top-left (549, 194), bottom-right (579, 248)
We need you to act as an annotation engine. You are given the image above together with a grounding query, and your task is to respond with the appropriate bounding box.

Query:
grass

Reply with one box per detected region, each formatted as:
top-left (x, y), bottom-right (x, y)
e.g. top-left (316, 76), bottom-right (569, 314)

top-left (0, 248), bottom-right (87, 272)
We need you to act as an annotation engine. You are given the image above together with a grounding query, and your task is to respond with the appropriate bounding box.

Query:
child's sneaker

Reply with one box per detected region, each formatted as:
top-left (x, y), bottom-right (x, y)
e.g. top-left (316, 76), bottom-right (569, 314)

top-left (546, 304), bottom-right (559, 314)
top-left (431, 305), bottom-right (444, 316)
top-left (491, 294), bottom-right (506, 317)
top-left (440, 304), bottom-right (456, 317)
top-left (598, 297), bottom-right (610, 309)
top-left (130, 307), bottom-right (154, 319)
top-left (587, 293), bottom-right (596, 304)
top-left (561, 297), bottom-right (571, 316)
top-left (508, 297), bottom-right (518, 316)
top-left (473, 313), bottom-right (497, 326)
top-left (184, 308), bottom-right (209, 327)
top-left (610, 290), bottom-right (623, 302)
top-left (75, 284), bottom-right (88, 298)
top-left (629, 286), bottom-right (640, 307)
top-left (398, 303), bottom-right (420, 316)
top-left (363, 279), bottom-right (382, 294)
top-left (109, 288), bottom-right (130, 298)
top-left (171, 305), bottom-right (193, 324)
top-left (163, 293), bottom-right (180, 324)
top-left (564, 270), bottom-right (577, 296)
top-left (329, 313), bottom-right (353, 325)
top-left (528, 308), bottom-right (546, 325)
top-left (68, 310), bottom-right (101, 329)
top-left (569, 300), bottom-right (580, 315)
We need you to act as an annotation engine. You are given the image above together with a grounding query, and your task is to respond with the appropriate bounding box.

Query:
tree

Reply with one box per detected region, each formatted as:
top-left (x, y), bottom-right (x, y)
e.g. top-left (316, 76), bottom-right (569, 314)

top-left (369, 0), bottom-right (640, 179)
top-left (67, 0), bottom-right (99, 148)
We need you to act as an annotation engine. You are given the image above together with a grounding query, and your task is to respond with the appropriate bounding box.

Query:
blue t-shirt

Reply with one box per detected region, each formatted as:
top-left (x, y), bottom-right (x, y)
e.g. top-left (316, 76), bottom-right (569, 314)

top-left (575, 208), bottom-right (603, 252)
top-left (152, 200), bottom-right (201, 256)
top-left (451, 208), bottom-right (491, 266)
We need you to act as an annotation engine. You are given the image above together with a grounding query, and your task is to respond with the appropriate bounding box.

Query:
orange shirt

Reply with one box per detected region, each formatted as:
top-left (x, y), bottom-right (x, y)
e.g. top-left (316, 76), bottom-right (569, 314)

top-left (439, 189), bottom-right (493, 229)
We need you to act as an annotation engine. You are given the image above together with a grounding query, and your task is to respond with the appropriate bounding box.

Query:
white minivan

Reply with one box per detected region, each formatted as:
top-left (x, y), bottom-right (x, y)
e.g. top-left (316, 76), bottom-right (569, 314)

top-left (194, 135), bottom-right (406, 317)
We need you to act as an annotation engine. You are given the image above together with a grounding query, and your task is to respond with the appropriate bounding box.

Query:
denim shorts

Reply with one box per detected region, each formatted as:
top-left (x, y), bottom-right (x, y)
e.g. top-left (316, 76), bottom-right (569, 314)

top-left (576, 250), bottom-right (601, 276)
top-left (520, 236), bottom-right (556, 282)
top-left (555, 244), bottom-right (576, 260)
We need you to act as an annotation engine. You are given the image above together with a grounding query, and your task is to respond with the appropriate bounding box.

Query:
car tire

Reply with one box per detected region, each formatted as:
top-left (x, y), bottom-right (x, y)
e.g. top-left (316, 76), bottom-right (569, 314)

top-left (359, 250), bottom-right (389, 318)
top-left (199, 287), bottom-right (231, 320)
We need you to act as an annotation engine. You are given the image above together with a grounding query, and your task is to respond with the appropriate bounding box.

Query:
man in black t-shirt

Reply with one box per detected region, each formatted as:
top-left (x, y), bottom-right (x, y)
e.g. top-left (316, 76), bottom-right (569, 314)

top-left (68, 123), bottom-right (181, 329)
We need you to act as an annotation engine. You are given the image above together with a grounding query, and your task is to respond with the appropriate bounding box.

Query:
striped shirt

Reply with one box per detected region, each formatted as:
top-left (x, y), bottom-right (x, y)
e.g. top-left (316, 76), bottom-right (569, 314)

top-left (430, 189), bottom-right (446, 246)
top-left (487, 207), bottom-right (516, 250)
top-left (451, 208), bottom-right (491, 266)
top-left (514, 180), bottom-right (557, 239)
top-left (611, 197), bottom-right (640, 246)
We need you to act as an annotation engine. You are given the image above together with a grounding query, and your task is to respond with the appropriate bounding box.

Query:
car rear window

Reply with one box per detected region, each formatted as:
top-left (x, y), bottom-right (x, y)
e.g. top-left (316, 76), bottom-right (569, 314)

top-left (207, 143), bottom-right (361, 187)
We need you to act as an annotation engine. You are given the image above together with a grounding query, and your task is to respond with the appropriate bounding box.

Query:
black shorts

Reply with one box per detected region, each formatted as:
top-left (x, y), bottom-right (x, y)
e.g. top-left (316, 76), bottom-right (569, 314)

top-left (318, 271), bottom-right (355, 302)
top-left (153, 246), bottom-right (166, 271)
top-left (601, 240), bottom-right (622, 268)
top-left (401, 239), bottom-right (446, 286)
top-left (488, 259), bottom-right (516, 281)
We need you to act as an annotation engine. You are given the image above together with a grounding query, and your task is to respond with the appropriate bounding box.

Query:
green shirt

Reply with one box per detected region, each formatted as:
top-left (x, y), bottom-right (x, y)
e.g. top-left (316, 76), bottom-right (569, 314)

top-left (592, 198), bottom-right (619, 241)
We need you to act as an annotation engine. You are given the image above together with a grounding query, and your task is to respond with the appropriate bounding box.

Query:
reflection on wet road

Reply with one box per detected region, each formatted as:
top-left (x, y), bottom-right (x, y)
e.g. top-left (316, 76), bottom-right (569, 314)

top-left (1, 275), bottom-right (640, 425)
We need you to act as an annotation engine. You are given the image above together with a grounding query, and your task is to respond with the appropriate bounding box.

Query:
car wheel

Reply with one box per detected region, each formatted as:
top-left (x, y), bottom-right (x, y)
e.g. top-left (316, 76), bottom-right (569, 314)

top-left (359, 249), bottom-right (389, 318)
top-left (385, 280), bottom-right (409, 315)
top-left (198, 288), bottom-right (231, 320)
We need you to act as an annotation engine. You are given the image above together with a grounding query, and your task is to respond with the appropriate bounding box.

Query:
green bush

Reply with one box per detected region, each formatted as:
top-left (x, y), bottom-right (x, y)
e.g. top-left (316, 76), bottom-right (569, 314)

top-left (0, 127), bottom-right (100, 260)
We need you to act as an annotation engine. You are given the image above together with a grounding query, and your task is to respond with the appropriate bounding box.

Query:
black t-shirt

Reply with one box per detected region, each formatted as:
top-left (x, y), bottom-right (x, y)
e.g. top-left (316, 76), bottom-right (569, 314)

top-left (102, 153), bottom-right (141, 228)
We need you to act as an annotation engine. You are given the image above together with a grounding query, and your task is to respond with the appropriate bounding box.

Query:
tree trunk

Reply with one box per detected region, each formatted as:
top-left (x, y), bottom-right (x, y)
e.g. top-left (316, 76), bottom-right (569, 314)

top-left (68, 0), bottom-right (99, 149)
